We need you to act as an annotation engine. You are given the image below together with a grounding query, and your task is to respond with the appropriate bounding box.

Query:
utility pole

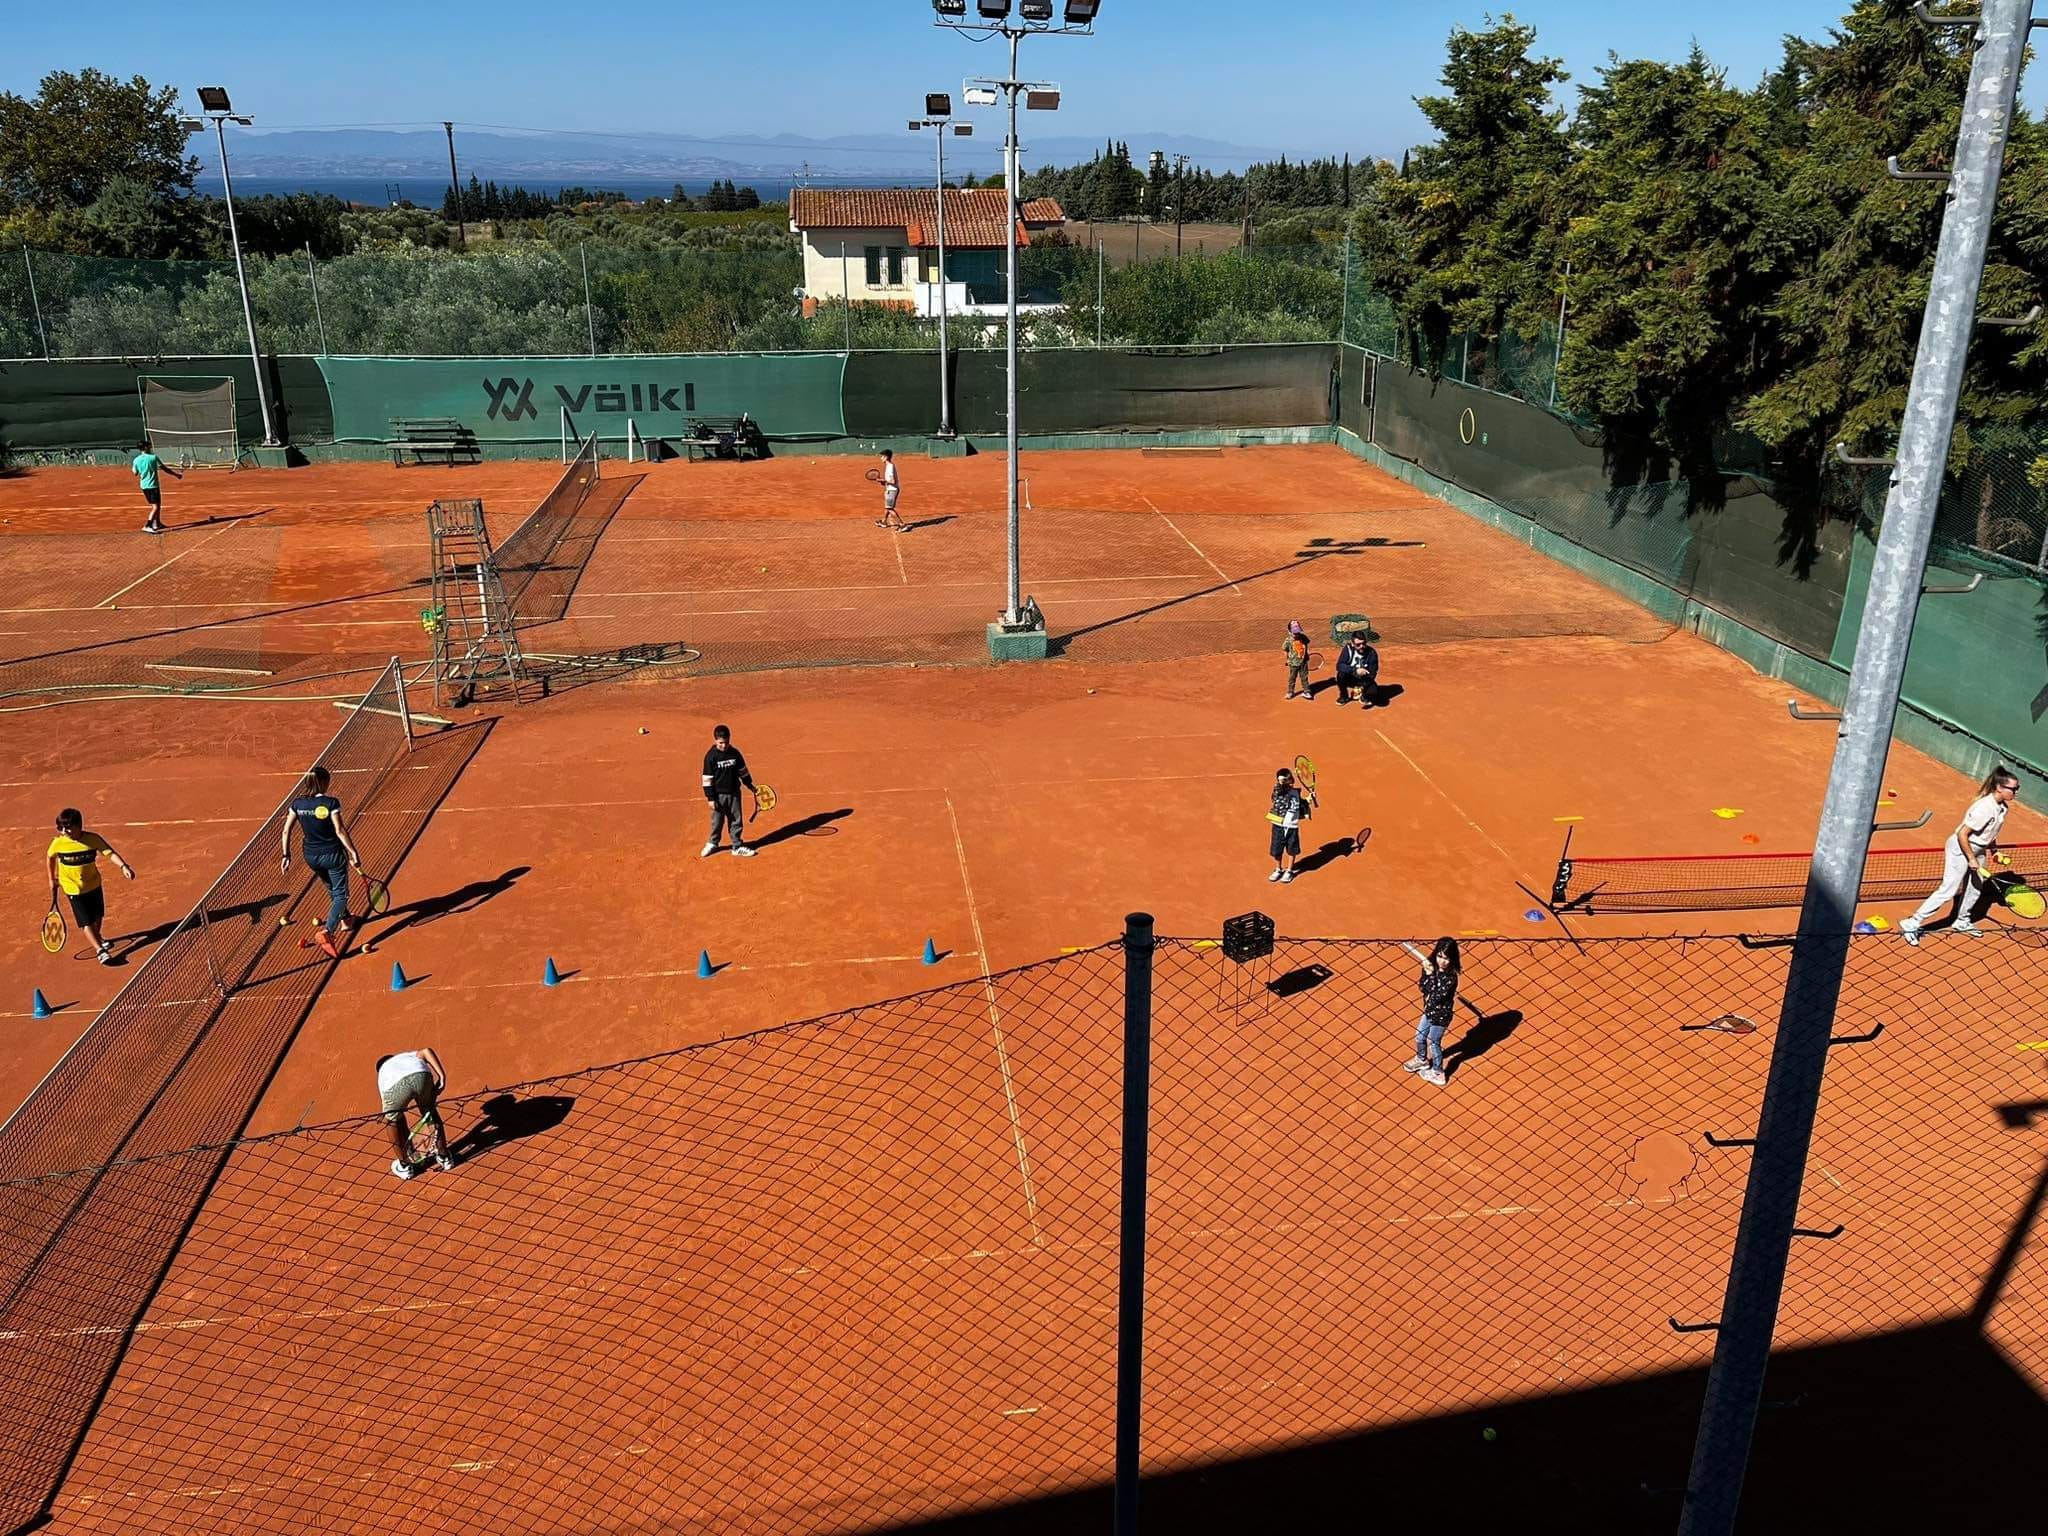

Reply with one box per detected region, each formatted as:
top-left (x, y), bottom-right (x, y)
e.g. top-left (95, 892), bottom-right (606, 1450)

top-left (1679, 6), bottom-right (2033, 1532)
top-left (443, 121), bottom-right (467, 249)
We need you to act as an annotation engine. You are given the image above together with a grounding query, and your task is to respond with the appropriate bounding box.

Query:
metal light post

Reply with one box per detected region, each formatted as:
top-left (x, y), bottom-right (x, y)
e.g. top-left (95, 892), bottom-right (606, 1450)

top-left (185, 89), bottom-right (278, 446)
top-left (1678, 5), bottom-right (2032, 1532)
top-left (911, 96), bottom-right (974, 437)
top-left (936, 0), bottom-right (1100, 639)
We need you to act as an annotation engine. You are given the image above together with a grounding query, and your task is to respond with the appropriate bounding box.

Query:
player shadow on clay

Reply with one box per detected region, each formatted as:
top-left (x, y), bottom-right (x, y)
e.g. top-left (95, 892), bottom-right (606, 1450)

top-left (1292, 827), bottom-right (1372, 878)
top-left (1442, 1007), bottom-right (1525, 1080)
top-left (748, 807), bottom-right (853, 851)
top-left (446, 1091), bottom-right (575, 1168)
top-left (367, 866), bottom-right (530, 946)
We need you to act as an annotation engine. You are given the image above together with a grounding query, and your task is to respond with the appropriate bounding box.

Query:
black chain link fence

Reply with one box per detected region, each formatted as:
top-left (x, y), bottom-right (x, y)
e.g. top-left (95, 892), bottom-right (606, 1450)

top-left (2, 927), bottom-right (2041, 1532)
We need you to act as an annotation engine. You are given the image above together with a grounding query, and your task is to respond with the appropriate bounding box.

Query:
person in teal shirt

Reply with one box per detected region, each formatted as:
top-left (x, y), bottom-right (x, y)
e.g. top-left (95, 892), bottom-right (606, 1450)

top-left (131, 441), bottom-right (182, 534)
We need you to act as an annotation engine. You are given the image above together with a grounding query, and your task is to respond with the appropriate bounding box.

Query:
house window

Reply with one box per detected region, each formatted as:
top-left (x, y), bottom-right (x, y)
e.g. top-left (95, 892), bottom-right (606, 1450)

top-left (865, 246), bottom-right (883, 286)
top-left (886, 247), bottom-right (905, 285)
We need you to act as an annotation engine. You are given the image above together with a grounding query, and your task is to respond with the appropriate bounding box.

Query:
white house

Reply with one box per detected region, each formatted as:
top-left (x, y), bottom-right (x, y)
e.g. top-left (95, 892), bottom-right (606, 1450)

top-left (789, 188), bottom-right (1066, 313)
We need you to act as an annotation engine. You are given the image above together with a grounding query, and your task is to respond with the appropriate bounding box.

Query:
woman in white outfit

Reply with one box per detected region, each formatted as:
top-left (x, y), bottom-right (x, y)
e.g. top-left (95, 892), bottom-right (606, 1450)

top-left (1900, 767), bottom-right (2020, 945)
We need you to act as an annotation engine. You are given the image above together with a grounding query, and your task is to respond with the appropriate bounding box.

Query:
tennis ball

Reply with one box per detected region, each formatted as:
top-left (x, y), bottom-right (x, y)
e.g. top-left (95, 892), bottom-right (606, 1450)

top-left (1481, 1427), bottom-right (1498, 1442)
top-left (277, 915), bottom-right (289, 927)
top-left (638, 727), bottom-right (649, 735)
top-left (758, 565), bottom-right (767, 572)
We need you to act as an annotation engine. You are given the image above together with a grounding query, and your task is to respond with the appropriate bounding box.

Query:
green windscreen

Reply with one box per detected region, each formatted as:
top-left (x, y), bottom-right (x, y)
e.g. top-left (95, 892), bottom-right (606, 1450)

top-left (316, 353), bottom-right (847, 444)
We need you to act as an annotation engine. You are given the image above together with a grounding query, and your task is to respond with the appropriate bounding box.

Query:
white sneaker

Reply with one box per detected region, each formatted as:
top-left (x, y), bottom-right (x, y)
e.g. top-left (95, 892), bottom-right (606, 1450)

top-left (1951, 922), bottom-right (1984, 937)
top-left (1421, 1068), bottom-right (1447, 1086)
top-left (1267, 869), bottom-right (1283, 882)
top-left (731, 845), bottom-right (756, 858)
top-left (391, 1158), bottom-right (418, 1180)
top-left (1402, 1056), bottom-right (1425, 1073)
top-left (97, 944), bottom-right (114, 966)
top-left (700, 842), bottom-right (720, 858)
top-left (1278, 870), bottom-right (1294, 884)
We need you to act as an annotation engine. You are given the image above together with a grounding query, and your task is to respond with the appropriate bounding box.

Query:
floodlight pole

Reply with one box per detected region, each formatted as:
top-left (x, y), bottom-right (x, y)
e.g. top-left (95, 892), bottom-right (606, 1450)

top-left (1003, 28), bottom-right (1022, 622)
top-left (1678, 6), bottom-right (2031, 1533)
top-left (940, 3), bottom-right (1097, 632)
top-left (199, 111), bottom-right (279, 446)
top-left (913, 114), bottom-right (956, 436)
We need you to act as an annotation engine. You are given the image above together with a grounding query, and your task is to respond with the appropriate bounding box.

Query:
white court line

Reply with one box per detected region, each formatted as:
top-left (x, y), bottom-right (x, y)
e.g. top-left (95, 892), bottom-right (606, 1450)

top-left (892, 532), bottom-right (908, 586)
top-left (948, 790), bottom-right (1043, 1247)
top-left (1374, 727), bottom-right (1517, 868)
top-left (93, 518), bottom-right (257, 611)
top-left (1143, 494), bottom-right (1241, 595)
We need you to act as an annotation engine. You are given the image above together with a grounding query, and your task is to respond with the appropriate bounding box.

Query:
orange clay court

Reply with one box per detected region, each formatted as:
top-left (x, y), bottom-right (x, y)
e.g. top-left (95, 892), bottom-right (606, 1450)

top-left (0, 443), bottom-right (2043, 1531)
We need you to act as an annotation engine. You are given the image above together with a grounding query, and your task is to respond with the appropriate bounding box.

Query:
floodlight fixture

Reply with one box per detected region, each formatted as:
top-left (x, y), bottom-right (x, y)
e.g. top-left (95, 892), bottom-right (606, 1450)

top-left (954, 124), bottom-right (973, 136)
top-left (964, 86), bottom-right (1000, 106)
top-left (909, 119), bottom-right (923, 131)
top-left (1064, 0), bottom-right (1100, 20)
top-left (1020, 0), bottom-right (1054, 19)
top-left (197, 85), bottom-right (232, 112)
top-left (1148, 149), bottom-right (1163, 169)
top-left (933, 0), bottom-right (967, 13)
top-left (927, 92), bottom-right (952, 116)
top-left (1025, 89), bottom-right (1061, 110)
top-left (976, 0), bottom-right (1010, 17)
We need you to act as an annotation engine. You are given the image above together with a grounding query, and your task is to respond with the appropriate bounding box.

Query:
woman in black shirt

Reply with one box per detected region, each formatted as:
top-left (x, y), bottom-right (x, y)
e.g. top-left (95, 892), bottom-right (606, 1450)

top-left (1403, 937), bottom-right (1460, 1086)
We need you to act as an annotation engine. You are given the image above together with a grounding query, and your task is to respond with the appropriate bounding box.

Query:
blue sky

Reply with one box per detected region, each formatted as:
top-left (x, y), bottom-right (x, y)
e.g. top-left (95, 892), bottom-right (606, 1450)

top-left (2, 1), bottom-right (1962, 157)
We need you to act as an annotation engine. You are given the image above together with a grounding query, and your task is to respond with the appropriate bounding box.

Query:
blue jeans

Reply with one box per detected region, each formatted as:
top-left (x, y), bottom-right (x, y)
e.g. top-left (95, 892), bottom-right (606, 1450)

top-left (307, 851), bottom-right (349, 935)
top-left (1414, 1016), bottom-right (1447, 1072)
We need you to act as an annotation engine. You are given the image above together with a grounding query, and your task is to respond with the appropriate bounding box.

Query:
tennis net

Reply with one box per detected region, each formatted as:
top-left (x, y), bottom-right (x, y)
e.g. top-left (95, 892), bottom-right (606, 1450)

top-left (1549, 840), bottom-right (2048, 914)
top-left (494, 426), bottom-right (599, 620)
top-left (0, 660), bottom-right (412, 1229)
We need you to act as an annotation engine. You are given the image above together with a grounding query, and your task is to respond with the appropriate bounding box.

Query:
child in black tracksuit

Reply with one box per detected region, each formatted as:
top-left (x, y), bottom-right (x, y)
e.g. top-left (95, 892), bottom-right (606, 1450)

top-left (700, 724), bottom-right (758, 858)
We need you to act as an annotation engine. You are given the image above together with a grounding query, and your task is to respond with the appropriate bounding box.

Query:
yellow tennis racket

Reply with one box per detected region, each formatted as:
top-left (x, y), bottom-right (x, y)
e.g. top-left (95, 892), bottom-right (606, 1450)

top-left (750, 783), bottom-right (777, 823)
top-left (41, 907), bottom-right (66, 955)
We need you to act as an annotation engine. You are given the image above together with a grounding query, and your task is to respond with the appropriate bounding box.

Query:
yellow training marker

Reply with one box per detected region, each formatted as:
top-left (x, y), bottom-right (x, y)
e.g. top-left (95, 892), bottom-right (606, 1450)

top-left (1190, 939), bottom-right (1220, 950)
top-left (1552, 815), bottom-right (1584, 824)
top-left (1711, 807), bottom-right (1744, 819)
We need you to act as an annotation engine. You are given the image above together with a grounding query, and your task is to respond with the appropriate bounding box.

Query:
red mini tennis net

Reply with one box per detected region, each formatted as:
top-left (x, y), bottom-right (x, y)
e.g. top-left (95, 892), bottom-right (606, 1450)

top-left (1550, 840), bottom-right (2048, 914)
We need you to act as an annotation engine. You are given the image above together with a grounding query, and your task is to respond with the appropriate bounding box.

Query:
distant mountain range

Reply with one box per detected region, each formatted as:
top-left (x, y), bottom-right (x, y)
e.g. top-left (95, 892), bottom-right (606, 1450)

top-left (191, 126), bottom-right (1295, 185)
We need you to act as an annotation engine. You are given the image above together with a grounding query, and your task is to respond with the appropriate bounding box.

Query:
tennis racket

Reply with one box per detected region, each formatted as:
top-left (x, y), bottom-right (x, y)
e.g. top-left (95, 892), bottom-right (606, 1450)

top-left (864, 468), bottom-right (882, 483)
top-left (750, 783), bottom-right (777, 823)
top-left (1292, 754), bottom-right (1318, 820)
top-left (1991, 870), bottom-right (2045, 919)
top-left (41, 906), bottom-right (66, 955)
top-left (1400, 941), bottom-right (1428, 965)
top-left (1681, 1013), bottom-right (1758, 1034)
top-left (408, 1105), bottom-right (448, 1165)
top-left (363, 874), bottom-right (391, 916)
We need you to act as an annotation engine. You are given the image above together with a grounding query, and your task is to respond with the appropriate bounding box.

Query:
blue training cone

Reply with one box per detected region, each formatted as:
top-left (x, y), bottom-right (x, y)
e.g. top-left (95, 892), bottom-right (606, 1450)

top-left (32, 988), bottom-right (51, 1020)
top-left (922, 937), bottom-right (939, 965)
top-left (543, 956), bottom-right (563, 988)
top-left (390, 961), bottom-right (410, 992)
top-left (696, 949), bottom-right (714, 980)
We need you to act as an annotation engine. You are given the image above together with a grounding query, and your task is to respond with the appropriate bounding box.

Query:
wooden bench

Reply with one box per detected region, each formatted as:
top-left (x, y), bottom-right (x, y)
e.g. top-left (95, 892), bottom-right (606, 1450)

top-left (388, 417), bottom-right (479, 467)
top-left (680, 413), bottom-right (767, 462)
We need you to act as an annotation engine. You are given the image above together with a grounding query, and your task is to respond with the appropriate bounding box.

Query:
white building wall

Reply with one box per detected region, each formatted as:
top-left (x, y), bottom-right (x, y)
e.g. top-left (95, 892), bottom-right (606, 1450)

top-left (799, 229), bottom-right (918, 302)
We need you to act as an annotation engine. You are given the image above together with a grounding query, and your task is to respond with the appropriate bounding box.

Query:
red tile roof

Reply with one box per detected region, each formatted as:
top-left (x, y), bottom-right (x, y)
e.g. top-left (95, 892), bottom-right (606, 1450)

top-left (791, 188), bottom-right (1065, 249)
